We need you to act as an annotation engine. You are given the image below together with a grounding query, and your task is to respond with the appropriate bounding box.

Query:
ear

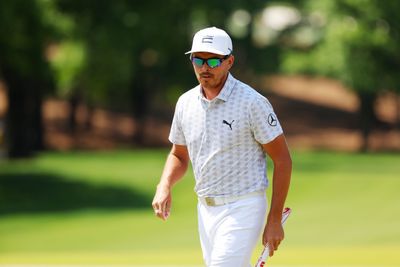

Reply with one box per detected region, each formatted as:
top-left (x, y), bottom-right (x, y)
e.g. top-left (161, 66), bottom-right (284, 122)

top-left (227, 55), bottom-right (235, 69)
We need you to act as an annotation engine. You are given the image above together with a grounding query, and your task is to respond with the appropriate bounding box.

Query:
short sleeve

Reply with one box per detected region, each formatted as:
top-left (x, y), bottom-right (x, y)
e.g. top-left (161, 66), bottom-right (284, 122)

top-left (249, 95), bottom-right (283, 144)
top-left (168, 97), bottom-right (186, 145)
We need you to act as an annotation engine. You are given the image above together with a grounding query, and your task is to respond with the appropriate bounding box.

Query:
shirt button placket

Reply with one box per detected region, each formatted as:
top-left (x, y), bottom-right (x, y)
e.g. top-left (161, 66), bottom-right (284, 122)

top-left (204, 101), bottom-right (210, 144)
top-left (197, 99), bottom-right (209, 180)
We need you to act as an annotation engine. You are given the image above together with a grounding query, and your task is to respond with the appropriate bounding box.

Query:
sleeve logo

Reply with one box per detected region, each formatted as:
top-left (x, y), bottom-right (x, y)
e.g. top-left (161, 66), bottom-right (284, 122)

top-left (267, 113), bottom-right (277, 126)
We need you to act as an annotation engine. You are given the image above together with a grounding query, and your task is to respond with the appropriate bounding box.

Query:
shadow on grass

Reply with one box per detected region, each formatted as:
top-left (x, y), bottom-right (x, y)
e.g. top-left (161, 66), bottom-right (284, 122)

top-left (0, 173), bottom-right (152, 215)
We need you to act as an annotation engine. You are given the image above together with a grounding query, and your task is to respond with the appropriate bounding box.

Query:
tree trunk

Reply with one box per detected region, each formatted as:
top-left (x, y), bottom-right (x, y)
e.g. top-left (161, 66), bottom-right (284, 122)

top-left (358, 91), bottom-right (378, 152)
top-left (68, 92), bottom-right (80, 133)
top-left (396, 94), bottom-right (400, 130)
top-left (0, 118), bottom-right (6, 158)
top-left (84, 103), bottom-right (94, 131)
top-left (32, 82), bottom-right (44, 151)
top-left (131, 71), bottom-right (149, 145)
top-left (3, 68), bottom-right (44, 158)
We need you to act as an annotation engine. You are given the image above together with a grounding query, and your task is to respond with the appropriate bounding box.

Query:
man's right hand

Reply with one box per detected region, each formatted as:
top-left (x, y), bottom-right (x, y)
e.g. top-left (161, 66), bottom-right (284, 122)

top-left (152, 144), bottom-right (189, 221)
top-left (152, 183), bottom-right (172, 221)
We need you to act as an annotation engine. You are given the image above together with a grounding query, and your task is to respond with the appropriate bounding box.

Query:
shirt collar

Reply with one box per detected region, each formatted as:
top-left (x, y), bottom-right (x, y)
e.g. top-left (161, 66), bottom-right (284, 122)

top-left (217, 73), bottom-right (236, 102)
top-left (197, 73), bottom-right (236, 102)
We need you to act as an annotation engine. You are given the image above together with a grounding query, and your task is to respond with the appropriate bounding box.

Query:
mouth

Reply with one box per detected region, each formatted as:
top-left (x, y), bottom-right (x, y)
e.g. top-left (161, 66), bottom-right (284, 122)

top-left (200, 73), bottom-right (213, 79)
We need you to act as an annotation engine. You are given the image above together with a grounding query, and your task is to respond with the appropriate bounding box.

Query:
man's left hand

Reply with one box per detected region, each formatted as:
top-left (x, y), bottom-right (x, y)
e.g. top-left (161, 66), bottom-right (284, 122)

top-left (262, 219), bottom-right (284, 257)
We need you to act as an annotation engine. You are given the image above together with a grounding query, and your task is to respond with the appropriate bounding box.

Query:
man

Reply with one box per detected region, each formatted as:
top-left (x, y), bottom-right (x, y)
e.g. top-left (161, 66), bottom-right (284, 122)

top-left (152, 26), bottom-right (292, 267)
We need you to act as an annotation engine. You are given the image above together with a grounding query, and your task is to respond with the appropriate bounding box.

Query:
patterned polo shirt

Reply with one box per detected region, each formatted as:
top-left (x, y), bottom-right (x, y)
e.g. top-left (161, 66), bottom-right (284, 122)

top-left (169, 73), bottom-right (283, 197)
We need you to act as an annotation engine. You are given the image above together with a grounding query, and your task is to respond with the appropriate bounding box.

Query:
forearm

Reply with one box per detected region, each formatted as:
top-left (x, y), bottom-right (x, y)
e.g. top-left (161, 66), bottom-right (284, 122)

top-left (153, 145), bottom-right (189, 220)
top-left (268, 158), bottom-right (292, 220)
top-left (261, 135), bottom-right (292, 254)
top-left (158, 150), bottom-right (188, 189)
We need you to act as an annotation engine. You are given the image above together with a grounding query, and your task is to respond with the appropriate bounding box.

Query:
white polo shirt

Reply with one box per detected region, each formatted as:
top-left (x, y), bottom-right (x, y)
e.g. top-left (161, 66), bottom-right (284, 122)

top-left (169, 73), bottom-right (283, 197)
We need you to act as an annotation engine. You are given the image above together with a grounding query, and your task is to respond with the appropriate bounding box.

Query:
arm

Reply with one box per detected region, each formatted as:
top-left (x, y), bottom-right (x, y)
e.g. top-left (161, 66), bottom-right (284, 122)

top-left (152, 144), bottom-right (189, 221)
top-left (261, 134), bottom-right (292, 256)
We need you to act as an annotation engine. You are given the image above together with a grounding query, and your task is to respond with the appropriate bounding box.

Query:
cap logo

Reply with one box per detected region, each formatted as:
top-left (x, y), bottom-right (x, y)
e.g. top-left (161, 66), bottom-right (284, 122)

top-left (202, 35), bottom-right (214, 43)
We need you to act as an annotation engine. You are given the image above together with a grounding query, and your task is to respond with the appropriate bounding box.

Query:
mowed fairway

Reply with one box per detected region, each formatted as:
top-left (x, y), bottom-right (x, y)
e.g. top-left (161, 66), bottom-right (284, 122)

top-left (0, 150), bottom-right (399, 266)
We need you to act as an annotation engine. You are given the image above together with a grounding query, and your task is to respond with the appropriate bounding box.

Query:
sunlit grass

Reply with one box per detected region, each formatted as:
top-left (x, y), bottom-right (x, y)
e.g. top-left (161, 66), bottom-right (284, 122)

top-left (0, 150), bottom-right (399, 266)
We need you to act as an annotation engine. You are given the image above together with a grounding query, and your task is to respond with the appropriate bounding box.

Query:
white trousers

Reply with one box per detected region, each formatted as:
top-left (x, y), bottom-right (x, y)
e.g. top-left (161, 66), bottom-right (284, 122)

top-left (198, 194), bottom-right (267, 267)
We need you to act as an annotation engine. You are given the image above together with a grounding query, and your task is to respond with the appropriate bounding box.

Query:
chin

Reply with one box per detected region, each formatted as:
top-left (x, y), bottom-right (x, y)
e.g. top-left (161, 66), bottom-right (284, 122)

top-left (200, 80), bottom-right (210, 86)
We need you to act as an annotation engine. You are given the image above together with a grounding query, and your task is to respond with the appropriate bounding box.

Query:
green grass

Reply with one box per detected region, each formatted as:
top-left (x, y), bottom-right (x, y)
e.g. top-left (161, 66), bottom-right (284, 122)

top-left (0, 150), bottom-right (399, 266)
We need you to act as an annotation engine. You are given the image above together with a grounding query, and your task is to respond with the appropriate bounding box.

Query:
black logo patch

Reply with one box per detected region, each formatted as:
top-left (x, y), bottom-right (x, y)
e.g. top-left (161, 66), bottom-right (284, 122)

top-left (268, 113), bottom-right (277, 126)
top-left (222, 120), bottom-right (234, 130)
top-left (202, 35), bottom-right (214, 43)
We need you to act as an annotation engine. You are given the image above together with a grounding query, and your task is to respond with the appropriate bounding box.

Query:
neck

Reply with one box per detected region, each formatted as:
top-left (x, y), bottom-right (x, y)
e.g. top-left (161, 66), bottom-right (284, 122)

top-left (201, 74), bottom-right (229, 100)
top-left (202, 87), bottom-right (221, 100)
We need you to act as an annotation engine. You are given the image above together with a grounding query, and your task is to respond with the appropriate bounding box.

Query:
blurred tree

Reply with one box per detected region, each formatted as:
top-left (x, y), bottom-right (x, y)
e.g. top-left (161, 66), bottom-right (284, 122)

top-left (40, 0), bottom-right (88, 133)
top-left (0, 0), bottom-right (307, 154)
top-left (47, 40), bottom-right (87, 133)
top-left (280, 0), bottom-right (400, 151)
top-left (55, 0), bottom-right (189, 142)
top-left (54, 0), bottom-right (273, 144)
top-left (0, 0), bottom-right (55, 158)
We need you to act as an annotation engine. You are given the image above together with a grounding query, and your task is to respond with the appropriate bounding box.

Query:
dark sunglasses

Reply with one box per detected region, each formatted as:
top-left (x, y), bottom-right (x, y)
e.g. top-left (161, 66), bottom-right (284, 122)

top-left (190, 54), bottom-right (230, 69)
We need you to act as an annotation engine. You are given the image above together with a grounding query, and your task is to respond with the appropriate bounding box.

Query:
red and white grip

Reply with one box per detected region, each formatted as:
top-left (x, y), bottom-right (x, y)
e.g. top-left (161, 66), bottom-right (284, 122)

top-left (255, 207), bottom-right (292, 267)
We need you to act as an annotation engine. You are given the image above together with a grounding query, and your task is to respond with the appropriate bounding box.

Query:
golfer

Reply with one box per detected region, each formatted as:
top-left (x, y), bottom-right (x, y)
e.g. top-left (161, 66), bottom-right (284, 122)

top-left (152, 26), bottom-right (292, 267)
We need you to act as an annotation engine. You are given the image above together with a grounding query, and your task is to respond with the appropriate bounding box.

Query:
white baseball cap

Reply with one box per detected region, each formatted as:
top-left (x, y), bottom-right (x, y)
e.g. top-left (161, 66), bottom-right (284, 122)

top-left (185, 27), bottom-right (233, 55)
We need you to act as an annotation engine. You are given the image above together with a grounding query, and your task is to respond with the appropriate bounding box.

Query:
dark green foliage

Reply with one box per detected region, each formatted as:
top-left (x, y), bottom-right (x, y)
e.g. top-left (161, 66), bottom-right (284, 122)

top-left (0, 0), bottom-right (55, 158)
top-left (1, 0), bottom-right (398, 156)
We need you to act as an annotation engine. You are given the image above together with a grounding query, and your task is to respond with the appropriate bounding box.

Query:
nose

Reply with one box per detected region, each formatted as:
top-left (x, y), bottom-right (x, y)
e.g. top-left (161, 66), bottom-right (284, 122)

top-left (200, 62), bottom-right (211, 71)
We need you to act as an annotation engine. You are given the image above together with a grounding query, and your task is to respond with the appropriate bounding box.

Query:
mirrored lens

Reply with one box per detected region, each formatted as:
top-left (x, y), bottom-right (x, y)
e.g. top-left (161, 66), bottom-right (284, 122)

top-left (191, 57), bottom-right (225, 68)
top-left (207, 58), bottom-right (221, 68)
top-left (192, 57), bottom-right (204, 67)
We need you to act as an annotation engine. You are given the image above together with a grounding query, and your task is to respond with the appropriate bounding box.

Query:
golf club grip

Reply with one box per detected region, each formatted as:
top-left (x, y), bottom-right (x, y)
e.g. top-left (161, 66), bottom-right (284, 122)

top-left (255, 208), bottom-right (291, 267)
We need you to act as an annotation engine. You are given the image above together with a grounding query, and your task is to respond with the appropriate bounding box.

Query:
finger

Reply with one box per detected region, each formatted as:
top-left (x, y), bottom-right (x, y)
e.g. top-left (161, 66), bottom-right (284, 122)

top-left (152, 201), bottom-right (165, 220)
top-left (153, 203), bottom-right (161, 215)
top-left (157, 200), bottom-right (168, 220)
top-left (268, 243), bottom-right (275, 257)
top-left (262, 235), bottom-right (267, 246)
top-left (165, 199), bottom-right (171, 211)
top-left (164, 200), bottom-right (171, 219)
top-left (160, 199), bottom-right (171, 220)
top-left (152, 194), bottom-right (162, 208)
top-left (153, 200), bottom-right (161, 211)
top-left (161, 199), bottom-right (167, 213)
top-left (273, 241), bottom-right (280, 251)
top-left (152, 202), bottom-right (158, 213)
top-left (154, 208), bottom-right (166, 220)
